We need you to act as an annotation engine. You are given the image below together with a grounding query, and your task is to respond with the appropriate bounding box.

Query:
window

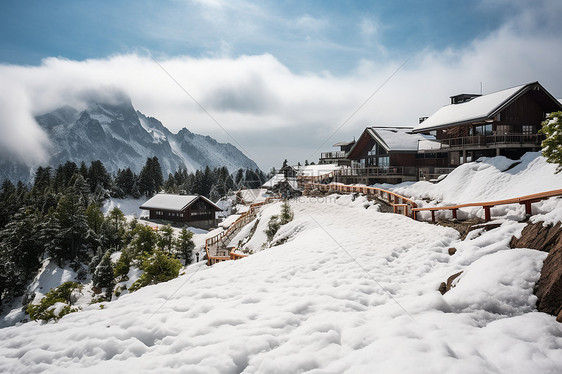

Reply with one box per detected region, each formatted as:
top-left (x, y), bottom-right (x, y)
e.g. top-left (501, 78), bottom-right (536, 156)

top-left (378, 156), bottom-right (389, 168)
top-left (368, 143), bottom-right (378, 156)
top-left (496, 125), bottom-right (509, 135)
top-left (522, 125), bottom-right (534, 135)
top-left (474, 124), bottom-right (492, 136)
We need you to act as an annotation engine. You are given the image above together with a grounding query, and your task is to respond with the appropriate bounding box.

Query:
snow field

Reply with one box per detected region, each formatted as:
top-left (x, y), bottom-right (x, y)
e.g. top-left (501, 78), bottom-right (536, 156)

top-left (1, 195), bottom-right (560, 373)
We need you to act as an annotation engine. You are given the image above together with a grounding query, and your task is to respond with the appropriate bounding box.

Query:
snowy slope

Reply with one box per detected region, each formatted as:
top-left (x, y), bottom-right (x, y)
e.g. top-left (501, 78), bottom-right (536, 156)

top-left (1, 194), bottom-right (561, 373)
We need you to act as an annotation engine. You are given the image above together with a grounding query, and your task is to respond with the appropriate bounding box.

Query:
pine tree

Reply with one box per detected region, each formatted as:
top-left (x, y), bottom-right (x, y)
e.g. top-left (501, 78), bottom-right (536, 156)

top-left (92, 251), bottom-right (115, 290)
top-left (0, 208), bottom-right (42, 281)
top-left (158, 225), bottom-right (175, 254)
top-left (0, 180), bottom-right (18, 228)
top-left (235, 169), bottom-right (244, 186)
top-left (88, 160), bottom-right (111, 193)
top-left (130, 224), bottom-right (159, 256)
top-left (101, 207), bottom-right (126, 251)
top-left (540, 111), bottom-right (562, 173)
top-left (85, 204), bottom-right (104, 235)
top-left (139, 157), bottom-right (163, 197)
top-left (176, 228), bottom-right (195, 265)
top-left (56, 188), bottom-right (90, 262)
top-left (40, 208), bottom-right (64, 263)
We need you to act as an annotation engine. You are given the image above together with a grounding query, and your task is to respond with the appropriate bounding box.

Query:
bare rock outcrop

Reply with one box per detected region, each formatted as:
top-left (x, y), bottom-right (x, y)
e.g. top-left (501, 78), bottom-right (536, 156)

top-left (511, 222), bottom-right (562, 318)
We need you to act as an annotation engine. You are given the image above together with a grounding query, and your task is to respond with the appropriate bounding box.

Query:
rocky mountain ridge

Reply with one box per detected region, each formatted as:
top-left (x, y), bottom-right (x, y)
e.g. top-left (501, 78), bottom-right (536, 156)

top-left (0, 97), bottom-right (259, 182)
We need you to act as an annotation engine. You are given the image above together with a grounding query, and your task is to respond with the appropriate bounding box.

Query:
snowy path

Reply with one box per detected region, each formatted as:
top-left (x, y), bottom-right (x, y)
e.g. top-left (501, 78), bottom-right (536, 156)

top-left (0, 196), bottom-right (560, 373)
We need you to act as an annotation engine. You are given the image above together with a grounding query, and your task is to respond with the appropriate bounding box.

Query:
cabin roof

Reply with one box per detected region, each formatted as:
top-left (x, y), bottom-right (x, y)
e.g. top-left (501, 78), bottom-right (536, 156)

top-left (262, 174), bottom-right (298, 189)
top-left (332, 140), bottom-right (355, 147)
top-left (139, 193), bottom-right (221, 212)
top-left (413, 81), bottom-right (562, 133)
top-left (347, 127), bottom-right (435, 158)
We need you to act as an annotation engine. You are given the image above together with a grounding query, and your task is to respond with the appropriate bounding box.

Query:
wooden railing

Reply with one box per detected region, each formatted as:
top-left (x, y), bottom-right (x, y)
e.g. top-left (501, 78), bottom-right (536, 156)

top-left (205, 196), bottom-right (280, 265)
top-left (306, 182), bottom-right (418, 218)
top-left (412, 189), bottom-right (562, 223)
top-left (434, 134), bottom-right (543, 150)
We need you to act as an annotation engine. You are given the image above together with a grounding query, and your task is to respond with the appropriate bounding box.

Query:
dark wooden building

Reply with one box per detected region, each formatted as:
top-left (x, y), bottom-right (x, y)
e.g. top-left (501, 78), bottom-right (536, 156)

top-left (413, 82), bottom-right (562, 166)
top-left (140, 193), bottom-right (221, 229)
top-left (341, 127), bottom-right (448, 184)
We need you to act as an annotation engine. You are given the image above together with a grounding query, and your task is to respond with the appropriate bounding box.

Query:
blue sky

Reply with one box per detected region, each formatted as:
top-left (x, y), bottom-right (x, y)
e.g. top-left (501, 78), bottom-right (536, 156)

top-left (1, 0), bottom-right (561, 170)
top-left (1, 0), bottom-right (509, 73)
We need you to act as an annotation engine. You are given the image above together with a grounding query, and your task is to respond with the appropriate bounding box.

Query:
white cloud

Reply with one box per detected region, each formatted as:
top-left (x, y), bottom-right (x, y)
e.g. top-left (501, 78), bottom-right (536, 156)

top-left (1, 1), bottom-right (561, 170)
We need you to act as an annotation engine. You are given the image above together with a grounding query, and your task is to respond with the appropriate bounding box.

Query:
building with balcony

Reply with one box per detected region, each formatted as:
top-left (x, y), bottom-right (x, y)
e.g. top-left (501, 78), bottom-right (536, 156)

top-left (412, 82), bottom-right (562, 166)
top-left (341, 127), bottom-right (448, 184)
top-left (319, 140), bottom-right (355, 166)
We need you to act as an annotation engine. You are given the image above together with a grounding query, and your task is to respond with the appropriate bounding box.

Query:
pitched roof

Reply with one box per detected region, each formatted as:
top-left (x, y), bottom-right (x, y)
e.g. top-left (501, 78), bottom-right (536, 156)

top-left (367, 127), bottom-right (425, 152)
top-left (139, 193), bottom-right (221, 211)
top-left (332, 140), bottom-right (355, 147)
top-left (413, 82), bottom-right (562, 133)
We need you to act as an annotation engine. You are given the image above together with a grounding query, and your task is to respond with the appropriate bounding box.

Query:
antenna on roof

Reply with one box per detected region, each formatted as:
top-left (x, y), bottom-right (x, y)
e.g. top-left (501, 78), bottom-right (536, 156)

top-left (480, 82), bottom-right (483, 95)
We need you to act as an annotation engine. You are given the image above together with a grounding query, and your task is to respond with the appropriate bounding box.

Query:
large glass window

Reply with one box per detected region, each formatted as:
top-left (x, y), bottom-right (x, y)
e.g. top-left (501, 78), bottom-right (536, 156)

top-left (522, 125), bottom-right (534, 135)
top-left (474, 124), bottom-right (493, 135)
top-left (378, 156), bottom-right (389, 168)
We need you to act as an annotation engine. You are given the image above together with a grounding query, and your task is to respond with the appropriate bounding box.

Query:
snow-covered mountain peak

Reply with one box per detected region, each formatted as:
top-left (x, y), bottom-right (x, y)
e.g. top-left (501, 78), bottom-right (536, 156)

top-left (0, 95), bottom-right (259, 182)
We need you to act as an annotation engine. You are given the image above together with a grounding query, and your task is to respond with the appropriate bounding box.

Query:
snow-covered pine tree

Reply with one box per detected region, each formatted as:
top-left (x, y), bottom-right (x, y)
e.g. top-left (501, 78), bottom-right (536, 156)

top-left (540, 111), bottom-right (562, 173)
top-left (92, 251), bottom-right (115, 291)
top-left (176, 228), bottom-right (195, 265)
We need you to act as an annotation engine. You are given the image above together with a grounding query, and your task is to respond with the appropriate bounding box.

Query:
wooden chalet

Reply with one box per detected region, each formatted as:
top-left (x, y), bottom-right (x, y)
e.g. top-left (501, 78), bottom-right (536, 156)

top-left (340, 127), bottom-right (448, 184)
top-left (413, 82), bottom-right (562, 166)
top-left (139, 193), bottom-right (221, 229)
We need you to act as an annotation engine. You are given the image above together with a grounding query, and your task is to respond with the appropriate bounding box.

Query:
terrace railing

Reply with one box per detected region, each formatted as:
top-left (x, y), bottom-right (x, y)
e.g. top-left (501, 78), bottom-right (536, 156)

top-left (431, 134), bottom-right (543, 150)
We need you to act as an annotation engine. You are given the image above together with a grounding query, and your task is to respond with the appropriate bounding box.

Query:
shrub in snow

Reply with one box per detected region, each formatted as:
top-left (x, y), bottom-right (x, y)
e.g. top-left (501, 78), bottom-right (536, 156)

top-left (128, 250), bottom-right (182, 292)
top-left (265, 200), bottom-right (294, 244)
top-left (280, 200), bottom-right (294, 225)
top-left (265, 215), bottom-right (281, 242)
top-left (26, 281), bottom-right (82, 322)
top-left (540, 111), bottom-right (562, 173)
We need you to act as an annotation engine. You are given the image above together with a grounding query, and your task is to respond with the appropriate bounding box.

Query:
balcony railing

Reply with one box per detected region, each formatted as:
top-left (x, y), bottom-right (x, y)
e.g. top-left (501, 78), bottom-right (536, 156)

top-left (335, 166), bottom-right (418, 178)
top-left (436, 134), bottom-right (543, 149)
top-left (320, 151), bottom-right (347, 159)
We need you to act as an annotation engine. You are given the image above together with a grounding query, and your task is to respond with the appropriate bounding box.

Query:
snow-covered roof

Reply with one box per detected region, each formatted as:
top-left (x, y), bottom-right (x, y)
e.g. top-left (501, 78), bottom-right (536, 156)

top-left (366, 127), bottom-right (429, 152)
top-left (332, 140), bottom-right (355, 147)
top-left (297, 164), bottom-right (341, 177)
top-left (139, 193), bottom-right (220, 211)
top-left (262, 175), bottom-right (298, 190)
top-left (414, 83), bottom-right (530, 132)
top-left (418, 138), bottom-right (446, 151)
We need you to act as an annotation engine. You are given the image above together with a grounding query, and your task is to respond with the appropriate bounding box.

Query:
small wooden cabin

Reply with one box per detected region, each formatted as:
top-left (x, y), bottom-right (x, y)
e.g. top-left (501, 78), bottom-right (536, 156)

top-left (413, 81), bottom-right (562, 166)
top-left (140, 193), bottom-right (221, 228)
